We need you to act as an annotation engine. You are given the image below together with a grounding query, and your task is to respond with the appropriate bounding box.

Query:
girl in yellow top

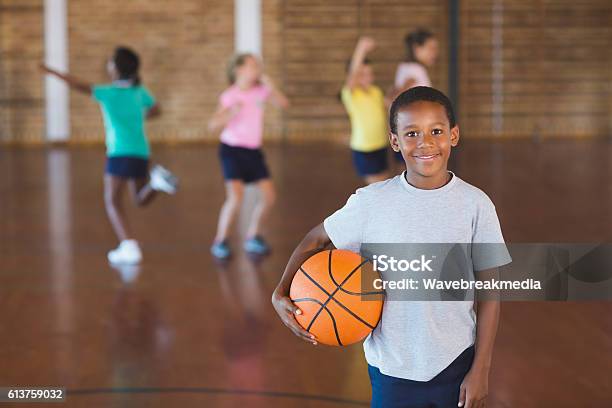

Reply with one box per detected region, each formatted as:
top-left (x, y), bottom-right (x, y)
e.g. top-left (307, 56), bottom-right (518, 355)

top-left (341, 36), bottom-right (390, 185)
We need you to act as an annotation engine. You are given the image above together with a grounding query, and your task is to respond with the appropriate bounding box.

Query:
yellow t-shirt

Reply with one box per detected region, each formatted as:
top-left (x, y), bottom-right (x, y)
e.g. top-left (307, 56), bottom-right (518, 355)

top-left (341, 86), bottom-right (388, 152)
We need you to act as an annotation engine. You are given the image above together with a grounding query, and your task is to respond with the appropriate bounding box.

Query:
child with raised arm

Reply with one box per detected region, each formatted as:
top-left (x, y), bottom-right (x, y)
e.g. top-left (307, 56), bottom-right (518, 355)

top-left (273, 87), bottom-right (511, 408)
top-left (41, 46), bottom-right (178, 265)
top-left (208, 54), bottom-right (289, 260)
top-left (341, 36), bottom-right (391, 185)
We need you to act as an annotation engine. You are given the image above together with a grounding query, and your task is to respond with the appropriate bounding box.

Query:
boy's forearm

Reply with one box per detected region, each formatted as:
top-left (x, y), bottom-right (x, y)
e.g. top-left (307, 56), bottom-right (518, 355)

top-left (472, 300), bottom-right (500, 371)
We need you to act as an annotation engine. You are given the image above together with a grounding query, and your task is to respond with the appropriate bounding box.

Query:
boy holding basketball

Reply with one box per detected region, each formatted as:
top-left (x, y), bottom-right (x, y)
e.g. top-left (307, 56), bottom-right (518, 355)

top-left (272, 87), bottom-right (511, 408)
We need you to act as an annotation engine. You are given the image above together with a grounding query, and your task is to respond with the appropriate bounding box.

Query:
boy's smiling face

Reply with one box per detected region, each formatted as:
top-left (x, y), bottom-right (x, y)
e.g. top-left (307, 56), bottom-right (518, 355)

top-left (390, 101), bottom-right (459, 189)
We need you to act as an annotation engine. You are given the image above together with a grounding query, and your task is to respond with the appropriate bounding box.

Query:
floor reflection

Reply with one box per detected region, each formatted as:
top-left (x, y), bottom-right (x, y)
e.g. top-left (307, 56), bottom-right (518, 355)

top-left (109, 263), bottom-right (173, 390)
top-left (214, 254), bottom-right (268, 396)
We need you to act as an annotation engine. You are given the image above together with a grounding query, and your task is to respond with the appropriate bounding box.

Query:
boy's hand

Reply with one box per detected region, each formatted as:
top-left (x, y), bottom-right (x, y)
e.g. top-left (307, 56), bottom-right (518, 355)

top-left (458, 366), bottom-right (489, 408)
top-left (271, 290), bottom-right (318, 345)
top-left (357, 36), bottom-right (376, 53)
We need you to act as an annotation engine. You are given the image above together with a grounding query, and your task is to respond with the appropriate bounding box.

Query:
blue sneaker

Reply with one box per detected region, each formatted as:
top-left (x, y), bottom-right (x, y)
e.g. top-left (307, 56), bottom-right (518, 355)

top-left (244, 236), bottom-right (270, 255)
top-left (211, 241), bottom-right (231, 260)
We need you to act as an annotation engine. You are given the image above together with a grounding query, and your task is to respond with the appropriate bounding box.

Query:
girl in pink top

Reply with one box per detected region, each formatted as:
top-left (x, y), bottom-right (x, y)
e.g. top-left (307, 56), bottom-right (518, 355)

top-left (389, 29), bottom-right (439, 99)
top-left (208, 54), bottom-right (289, 260)
top-left (389, 29), bottom-right (439, 163)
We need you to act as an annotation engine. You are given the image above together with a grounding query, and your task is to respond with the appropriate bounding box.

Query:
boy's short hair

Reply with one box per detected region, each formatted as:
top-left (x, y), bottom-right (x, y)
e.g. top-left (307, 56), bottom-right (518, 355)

top-left (389, 86), bottom-right (456, 134)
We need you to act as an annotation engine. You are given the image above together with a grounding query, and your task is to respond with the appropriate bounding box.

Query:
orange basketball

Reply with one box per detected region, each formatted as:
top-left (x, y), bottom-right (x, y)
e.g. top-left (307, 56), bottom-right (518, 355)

top-left (290, 249), bottom-right (384, 346)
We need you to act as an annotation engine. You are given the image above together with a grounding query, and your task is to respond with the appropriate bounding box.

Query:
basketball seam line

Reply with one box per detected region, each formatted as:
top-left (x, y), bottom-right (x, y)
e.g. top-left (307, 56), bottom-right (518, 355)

top-left (298, 268), bottom-right (339, 339)
top-left (292, 297), bottom-right (342, 346)
top-left (299, 266), bottom-right (374, 332)
top-left (300, 268), bottom-right (377, 331)
top-left (327, 251), bottom-right (384, 296)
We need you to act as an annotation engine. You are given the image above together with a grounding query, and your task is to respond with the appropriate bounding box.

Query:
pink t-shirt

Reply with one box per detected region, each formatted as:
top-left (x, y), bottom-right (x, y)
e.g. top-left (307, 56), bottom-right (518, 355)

top-left (394, 62), bottom-right (432, 90)
top-left (219, 84), bottom-right (271, 149)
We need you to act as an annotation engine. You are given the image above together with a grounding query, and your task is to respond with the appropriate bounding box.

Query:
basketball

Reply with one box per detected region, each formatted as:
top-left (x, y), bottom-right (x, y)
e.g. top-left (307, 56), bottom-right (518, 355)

top-left (290, 249), bottom-right (384, 346)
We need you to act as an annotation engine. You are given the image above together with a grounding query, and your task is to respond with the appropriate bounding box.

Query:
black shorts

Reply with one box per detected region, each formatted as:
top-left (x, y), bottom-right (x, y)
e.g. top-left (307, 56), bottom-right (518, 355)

top-left (105, 156), bottom-right (149, 179)
top-left (352, 147), bottom-right (389, 177)
top-left (369, 346), bottom-right (475, 408)
top-left (219, 143), bottom-right (270, 183)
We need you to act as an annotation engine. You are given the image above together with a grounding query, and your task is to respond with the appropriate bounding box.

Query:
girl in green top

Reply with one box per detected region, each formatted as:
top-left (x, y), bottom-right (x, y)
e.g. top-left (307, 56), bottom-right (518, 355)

top-left (41, 46), bottom-right (178, 265)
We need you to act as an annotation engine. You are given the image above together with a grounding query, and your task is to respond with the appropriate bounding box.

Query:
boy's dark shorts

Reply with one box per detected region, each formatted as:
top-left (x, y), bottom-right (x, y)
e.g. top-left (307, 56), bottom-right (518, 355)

top-left (219, 142), bottom-right (270, 183)
top-left (368, 345), bottom-right (475, 408)
top-left (352, 147), bottom-right (389, 177)
top-left (105, 156), bottom-right (149, 179)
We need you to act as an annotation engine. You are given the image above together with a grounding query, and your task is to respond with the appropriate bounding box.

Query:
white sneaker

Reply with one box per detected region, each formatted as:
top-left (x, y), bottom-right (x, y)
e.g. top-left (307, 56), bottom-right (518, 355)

top-left (150, 164), bottom-right (178, 195)
top-left (107, 240), bottom-right (143, 265)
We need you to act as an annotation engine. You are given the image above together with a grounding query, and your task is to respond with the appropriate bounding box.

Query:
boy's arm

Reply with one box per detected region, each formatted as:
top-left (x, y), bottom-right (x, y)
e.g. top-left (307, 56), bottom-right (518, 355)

top-left (345, 36), bottom-right (376, 90)
top-left (40, 64), bottom-right (92, 95)
top-left (272, 223), bottom-right (332, 345)
top-left (459, 268), bottom-right (501, 408)
top-left (261, 75), bottom-right (290, 109)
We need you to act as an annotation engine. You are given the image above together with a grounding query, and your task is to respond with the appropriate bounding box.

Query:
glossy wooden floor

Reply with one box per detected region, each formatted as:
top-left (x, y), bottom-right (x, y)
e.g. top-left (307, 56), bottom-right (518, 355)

top-left (1, 141), bottom-right (611, 407)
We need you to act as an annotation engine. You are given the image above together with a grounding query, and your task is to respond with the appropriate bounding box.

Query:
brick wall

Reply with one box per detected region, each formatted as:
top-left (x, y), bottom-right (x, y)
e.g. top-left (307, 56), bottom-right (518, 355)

top-left (461, 0), bottom-right (612, 138)
top-left (0, 0), bottom-right (44, 143)
top-left (1, 0), bottom-right (611, 143)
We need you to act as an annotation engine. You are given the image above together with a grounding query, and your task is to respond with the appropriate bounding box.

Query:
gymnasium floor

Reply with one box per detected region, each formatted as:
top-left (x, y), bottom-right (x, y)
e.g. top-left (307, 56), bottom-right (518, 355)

top-left (1, 141), bottom-right (611, 407)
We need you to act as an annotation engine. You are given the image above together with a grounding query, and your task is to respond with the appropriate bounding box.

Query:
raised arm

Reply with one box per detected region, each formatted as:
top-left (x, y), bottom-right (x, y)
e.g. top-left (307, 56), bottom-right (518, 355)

top-left (40, 64), bottom-right (92, 95)
top-left (345, 36), bottom-right (376, 90)
top-left (261, 75), bottom-right (290, 109)
top-left (271, 223), bottom-right (332, 345)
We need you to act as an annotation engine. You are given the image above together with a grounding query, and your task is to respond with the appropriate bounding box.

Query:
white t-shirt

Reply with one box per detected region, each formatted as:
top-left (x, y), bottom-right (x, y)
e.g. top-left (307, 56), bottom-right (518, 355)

top-left (323, 172), bottom-right (511, 381)
top-left (394, 62), bottom-right (432, 90)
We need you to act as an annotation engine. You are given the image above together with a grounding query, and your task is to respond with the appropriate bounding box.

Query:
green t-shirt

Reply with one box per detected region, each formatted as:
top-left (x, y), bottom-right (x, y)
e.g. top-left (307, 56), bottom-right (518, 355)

top-left (92, 83), bottom-right (155, 158)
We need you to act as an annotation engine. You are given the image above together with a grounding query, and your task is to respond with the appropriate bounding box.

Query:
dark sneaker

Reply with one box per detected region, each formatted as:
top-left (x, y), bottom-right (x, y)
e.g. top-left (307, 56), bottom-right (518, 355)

top-left (244, 236), bottom-right (270, 255)
top-left (210, 241), bottom-right (231, 260)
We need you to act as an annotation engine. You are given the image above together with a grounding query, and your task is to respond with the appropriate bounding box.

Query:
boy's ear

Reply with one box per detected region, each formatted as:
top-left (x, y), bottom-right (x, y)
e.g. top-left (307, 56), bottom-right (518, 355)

top-left (389, 132), bottom-right (401, 152)
top-left (450, 125), bottom-right (460, 147)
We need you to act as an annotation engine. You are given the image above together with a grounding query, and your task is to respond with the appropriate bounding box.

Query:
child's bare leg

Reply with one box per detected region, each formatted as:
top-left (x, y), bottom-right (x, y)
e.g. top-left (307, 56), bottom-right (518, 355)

top-left (214, 180), bottom-right (245, 243)
top-left (246, 178), bottom-right (276, 238)
top-left (129, 178), bottom-right (157, 207)
top-left (104, 175), bottom-right (131, 241)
